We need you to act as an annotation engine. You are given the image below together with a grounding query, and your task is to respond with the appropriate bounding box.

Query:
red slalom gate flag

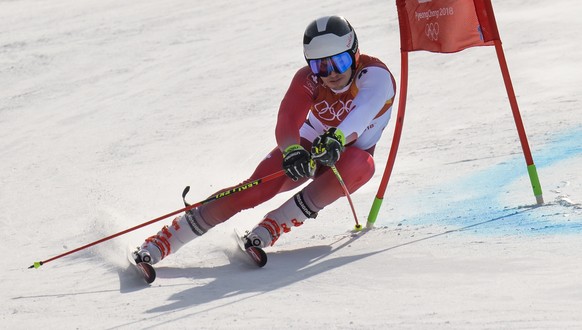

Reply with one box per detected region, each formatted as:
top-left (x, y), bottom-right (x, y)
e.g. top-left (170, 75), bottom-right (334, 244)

top-left (396, 0), bottom-right (500, 53)
top-left (368, 0), bottom-right (544, 227)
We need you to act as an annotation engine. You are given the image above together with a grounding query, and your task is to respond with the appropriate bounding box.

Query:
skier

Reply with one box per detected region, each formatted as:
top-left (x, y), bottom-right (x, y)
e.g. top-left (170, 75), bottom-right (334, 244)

top-left (133, 15), bottom-right (396, 265)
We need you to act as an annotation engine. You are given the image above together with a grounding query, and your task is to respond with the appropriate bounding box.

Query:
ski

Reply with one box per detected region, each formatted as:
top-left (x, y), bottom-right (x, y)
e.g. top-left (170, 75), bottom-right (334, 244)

top-left (127, 250), bottom-right (156, 284)
top-left (234, 229), bottom-right (268, 267)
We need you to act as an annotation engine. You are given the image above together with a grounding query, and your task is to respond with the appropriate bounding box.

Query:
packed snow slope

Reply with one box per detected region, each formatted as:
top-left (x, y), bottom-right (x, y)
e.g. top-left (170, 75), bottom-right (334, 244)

top-left (1, 0), bottom-right (581, 329)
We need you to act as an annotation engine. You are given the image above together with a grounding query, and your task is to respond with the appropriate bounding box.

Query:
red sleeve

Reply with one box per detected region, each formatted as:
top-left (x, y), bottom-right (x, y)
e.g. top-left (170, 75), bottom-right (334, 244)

top-left (275, 67), bottom-right (316, 152)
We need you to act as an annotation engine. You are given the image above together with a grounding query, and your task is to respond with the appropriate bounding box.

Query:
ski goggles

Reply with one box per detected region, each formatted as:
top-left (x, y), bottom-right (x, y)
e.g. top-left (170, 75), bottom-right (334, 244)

top-left (308, 51), bottom-right (353, 77)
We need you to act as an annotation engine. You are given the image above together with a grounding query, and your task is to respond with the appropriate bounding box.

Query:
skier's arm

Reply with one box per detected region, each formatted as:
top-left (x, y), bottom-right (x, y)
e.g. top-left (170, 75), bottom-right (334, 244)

top-left (275, 68), bottom-right (315, 151)
top-left (337, 66), bottom-right (395, 144)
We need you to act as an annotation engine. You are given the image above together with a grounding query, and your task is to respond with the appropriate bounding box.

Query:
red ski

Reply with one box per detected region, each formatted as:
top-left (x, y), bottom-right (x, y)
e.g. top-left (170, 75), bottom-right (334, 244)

top-left (234, 229), bottom-right (267, 267)
top-left (128, 250), bottom-right (156, 284)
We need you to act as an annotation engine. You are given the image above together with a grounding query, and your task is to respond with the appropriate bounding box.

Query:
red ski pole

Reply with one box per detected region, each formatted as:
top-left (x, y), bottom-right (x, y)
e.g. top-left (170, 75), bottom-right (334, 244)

top-left (28, 170), bottom-right (286, 269)
top-left (330, 165), bottom-right (362, 231)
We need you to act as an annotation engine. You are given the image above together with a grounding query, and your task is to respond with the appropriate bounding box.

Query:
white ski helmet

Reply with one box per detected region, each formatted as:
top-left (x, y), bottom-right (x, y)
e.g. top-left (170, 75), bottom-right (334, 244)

top-left (303, 16), bottom-right (359, 68)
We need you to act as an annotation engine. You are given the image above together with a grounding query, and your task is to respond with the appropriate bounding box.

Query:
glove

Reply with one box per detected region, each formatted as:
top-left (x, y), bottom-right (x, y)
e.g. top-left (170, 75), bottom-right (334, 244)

top-left (282, 144), bottom-right (316, 181)
top-left (311, 127), bottom-right (346, 167)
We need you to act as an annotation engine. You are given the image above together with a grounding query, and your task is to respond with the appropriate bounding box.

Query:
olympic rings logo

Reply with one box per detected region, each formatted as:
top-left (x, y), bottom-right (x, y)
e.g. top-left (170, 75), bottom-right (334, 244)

top-left (425, 22), bottom-right (439, 41)
top-left (313, 99), bottom-right (355, 122)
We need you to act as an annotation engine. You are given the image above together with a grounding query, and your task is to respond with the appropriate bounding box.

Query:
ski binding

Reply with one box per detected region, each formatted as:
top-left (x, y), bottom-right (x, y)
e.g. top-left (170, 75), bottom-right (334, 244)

top-left (234, 228), bottom-right (267, 267)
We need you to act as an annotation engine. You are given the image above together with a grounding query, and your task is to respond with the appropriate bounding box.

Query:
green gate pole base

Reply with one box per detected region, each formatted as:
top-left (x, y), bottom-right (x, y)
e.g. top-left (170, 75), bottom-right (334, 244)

top-left (527, 164), bottom-right (544, 205)
top-left (366, 197), bottom-right (384, 228)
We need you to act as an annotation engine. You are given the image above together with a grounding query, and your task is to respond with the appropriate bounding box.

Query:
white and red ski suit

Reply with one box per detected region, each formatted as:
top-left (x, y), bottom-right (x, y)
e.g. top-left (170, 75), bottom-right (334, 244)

top-left (141, 54), bottom-right (396, 263)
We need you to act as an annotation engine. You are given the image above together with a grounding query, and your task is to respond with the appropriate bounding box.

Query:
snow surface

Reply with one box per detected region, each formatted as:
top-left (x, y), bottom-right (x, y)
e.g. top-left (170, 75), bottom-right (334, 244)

top-left (2, 0), bottom-right (581, 329)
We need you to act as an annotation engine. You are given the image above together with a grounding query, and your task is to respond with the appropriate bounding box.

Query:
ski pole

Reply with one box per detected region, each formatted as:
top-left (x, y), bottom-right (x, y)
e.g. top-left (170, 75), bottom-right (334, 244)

top-left (28, 169), bottom-right (286, 269)
top-left (330, 165), bottom-right (362, 231)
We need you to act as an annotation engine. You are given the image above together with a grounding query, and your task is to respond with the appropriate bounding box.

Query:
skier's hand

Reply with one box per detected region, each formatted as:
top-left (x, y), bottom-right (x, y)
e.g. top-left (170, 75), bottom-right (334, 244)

top-left (282, 144), bottom-right (316, 181)
top-left (311, 127), bottom-right (346, 167)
